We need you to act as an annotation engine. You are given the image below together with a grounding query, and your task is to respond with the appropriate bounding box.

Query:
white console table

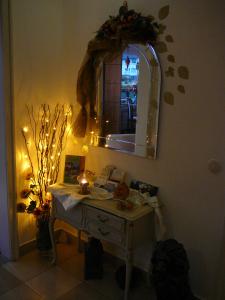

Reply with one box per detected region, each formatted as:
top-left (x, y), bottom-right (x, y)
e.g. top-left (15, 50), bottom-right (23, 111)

top-left (49, 191), bottom-right (155, 300)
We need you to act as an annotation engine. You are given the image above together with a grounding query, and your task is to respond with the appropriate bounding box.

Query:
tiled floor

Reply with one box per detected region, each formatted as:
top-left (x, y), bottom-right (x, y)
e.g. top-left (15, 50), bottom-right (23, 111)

top-left (0, 240), bottom-right (156, 300)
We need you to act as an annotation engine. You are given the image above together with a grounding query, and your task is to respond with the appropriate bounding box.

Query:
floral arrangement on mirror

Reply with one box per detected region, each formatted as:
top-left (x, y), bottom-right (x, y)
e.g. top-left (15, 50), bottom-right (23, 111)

top-left (17, 104), bottom-right (72, 250)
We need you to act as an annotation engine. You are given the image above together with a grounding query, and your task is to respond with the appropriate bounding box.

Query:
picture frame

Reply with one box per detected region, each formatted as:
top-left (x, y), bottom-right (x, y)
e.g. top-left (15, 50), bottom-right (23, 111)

top-left (64, 155), bottom-right (85, 184)
top-left (109, 168), bottom-right (126, 183)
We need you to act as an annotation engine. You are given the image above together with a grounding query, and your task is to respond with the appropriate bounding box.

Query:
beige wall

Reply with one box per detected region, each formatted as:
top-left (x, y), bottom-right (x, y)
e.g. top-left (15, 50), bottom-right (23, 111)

top-left (11, 0), bottom-right (225, 299)
top-left (11, 0), bottom-right (77, 245)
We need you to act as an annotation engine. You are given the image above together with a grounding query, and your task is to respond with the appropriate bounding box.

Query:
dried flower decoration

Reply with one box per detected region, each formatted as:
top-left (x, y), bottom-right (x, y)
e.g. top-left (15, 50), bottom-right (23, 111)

top-left (20, 189), bottom-right (32, 199)
top-left (42, 202), bottom-right (50, 211)
top-left (33, 208), bottom-right (42, 217)
top-left (27, 200), bottom-right (37, 213)
top-left (25, 172), bottom-right (33, 180)
top-left (17, 202), bottom-right (27, 213)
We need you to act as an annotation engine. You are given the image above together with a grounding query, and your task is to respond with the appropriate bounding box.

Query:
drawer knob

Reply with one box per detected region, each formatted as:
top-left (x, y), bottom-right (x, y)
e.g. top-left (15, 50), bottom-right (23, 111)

top-left (97, 215), bottom-right (109, 223)
top-left (98, 227), bottom-right (110, 236)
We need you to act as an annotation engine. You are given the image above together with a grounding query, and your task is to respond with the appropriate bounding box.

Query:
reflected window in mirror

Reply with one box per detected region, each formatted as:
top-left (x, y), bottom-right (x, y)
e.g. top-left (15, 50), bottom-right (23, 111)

top-left (98, 44), bottom-right (161, 159)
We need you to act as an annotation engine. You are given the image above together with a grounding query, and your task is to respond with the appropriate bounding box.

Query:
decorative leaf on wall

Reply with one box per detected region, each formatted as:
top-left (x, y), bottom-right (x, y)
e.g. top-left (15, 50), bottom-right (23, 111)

top-left (164, 92), bottom-right (174, 105)
top-left (167, 54), bottom-right (175, 63)
top-left (165, 35), bottom-right (174, 42)
top-left (178, 66), bottom-right (189, 79)
top-left (177, 85), bottom-right (185, 93)
top-left (155, 41), bottom-right (168, 53)
top-left (155, 5), bottom-right (190, 105)
top-left (158, 5), bottom-right (170, 20)
top-left (158, 24), bottom-right (167, 35)
top-left (165, 67), bottom-right (175, 77)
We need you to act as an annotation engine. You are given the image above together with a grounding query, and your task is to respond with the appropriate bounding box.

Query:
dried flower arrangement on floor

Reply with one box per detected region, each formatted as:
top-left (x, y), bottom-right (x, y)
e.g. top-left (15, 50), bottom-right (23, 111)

top-left (17, 104), bottom-right (72, 250)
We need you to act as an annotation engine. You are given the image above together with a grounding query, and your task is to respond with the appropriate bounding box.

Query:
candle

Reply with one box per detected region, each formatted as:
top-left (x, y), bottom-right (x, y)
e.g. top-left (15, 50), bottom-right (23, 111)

top-left (81, 178), bottom-right (88, 185)
top-left (78, 173), bottom-right (90, 195)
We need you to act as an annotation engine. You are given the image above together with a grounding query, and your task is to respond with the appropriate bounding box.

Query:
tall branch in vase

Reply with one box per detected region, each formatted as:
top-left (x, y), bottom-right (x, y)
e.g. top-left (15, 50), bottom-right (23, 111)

top-left (21, 104), bottom-right (72, 207)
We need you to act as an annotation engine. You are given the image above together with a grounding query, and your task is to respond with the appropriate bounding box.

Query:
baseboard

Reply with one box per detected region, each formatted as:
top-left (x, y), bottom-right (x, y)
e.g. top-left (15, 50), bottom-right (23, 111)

top-left (18, 228), bottom-right (123, 266)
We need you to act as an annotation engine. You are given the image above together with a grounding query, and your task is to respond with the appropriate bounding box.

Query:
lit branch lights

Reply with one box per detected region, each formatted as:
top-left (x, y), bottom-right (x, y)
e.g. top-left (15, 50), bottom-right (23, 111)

top-left (21, 104), bottom-right (72, 207)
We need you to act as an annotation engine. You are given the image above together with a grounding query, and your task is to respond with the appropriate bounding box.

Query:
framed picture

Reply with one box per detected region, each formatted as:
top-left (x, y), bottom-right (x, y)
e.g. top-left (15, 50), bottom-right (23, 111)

top-left (104, 180), bottom-right (118, 192)
top-left (64, 155), bottom-right (85, 184)
top-left (109, 168), bottom-right (126, 183)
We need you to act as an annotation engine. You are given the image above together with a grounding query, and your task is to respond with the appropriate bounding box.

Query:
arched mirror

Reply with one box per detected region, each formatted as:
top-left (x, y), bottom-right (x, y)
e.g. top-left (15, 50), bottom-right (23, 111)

top-left (97, 44), bottom-right (161, 159)
top-left (73, 2), bottom-right (162, 159)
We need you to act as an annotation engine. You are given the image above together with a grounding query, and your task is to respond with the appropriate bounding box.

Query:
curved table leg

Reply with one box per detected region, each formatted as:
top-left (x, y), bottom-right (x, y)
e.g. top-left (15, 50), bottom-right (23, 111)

top-left (124, 222), bottom-right (134, 300)
top-left (49, 215), bottom-right (57, 265)
top-left (77, 229), bottom-right (82, 253)
top-left (125, 250), bottom-right (132, 300)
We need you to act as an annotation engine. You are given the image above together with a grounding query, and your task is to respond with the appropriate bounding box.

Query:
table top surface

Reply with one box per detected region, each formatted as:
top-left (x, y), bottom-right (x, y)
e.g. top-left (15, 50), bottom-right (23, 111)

top-left (50, 183), bottom-right (153, 222)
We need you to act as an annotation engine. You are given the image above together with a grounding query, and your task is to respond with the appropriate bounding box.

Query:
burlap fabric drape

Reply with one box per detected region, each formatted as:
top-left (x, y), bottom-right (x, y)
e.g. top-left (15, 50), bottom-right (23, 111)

top-left (73, 40), bottom-right (126, 137)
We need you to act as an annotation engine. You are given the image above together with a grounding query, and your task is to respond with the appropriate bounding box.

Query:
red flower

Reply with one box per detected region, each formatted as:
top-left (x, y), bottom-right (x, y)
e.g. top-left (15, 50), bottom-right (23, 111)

top-left (20, 189), bottom-right (31, 199)
top-left (42, 202), bottom-right (50, 211)
top-left (17, 202), bottom-right (27, 213)
top-left (33, 208), bottom-right (42, 217)
top-left (25, 172), bottom-right (33, 180)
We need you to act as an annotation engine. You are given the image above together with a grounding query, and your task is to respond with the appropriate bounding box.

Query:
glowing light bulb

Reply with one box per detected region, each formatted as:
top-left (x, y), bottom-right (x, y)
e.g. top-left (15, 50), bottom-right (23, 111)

top-left (46, 192), bottom-right (52, 201)
top-left (90, 131), bottom-right (94, 135)
top-left (52, 166), bottom-right (55, 170)
top-left (45, 119), bottom-right (49, 123)
top-left (52, 144), bottom-right (56, 148)
top-left (105, 144), bottom-right (109, 148)
top-left (105, 120), bottom-right (109, 124)
top-left (46, 133), bottom-right (49, 137)
top-left (53, 127), bottom-right (56, 131)
top-left (57, 152), bottom-right (60, 156)
top-left (23, 127), bottom-right (28, 133)
top-left (47, 178), bottom-right (51, 183)
top-left (50, 156), bottom-right (54, 160)
top-left (82, 145), bottom-right (89, 153)
top-left (22, 161), bottom-right (30, 172)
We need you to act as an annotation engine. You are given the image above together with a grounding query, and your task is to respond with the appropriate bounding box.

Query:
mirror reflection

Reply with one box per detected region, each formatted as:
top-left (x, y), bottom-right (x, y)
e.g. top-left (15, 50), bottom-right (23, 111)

top-left (97, 44), bottom-right (161, 159)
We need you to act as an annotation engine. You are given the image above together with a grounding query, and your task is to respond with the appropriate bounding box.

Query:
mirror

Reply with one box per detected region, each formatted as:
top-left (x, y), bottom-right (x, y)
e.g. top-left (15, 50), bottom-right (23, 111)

top-left (96, 43), bottom-right (161, 159)
top-left (73, 2), bottom-right (163, 159)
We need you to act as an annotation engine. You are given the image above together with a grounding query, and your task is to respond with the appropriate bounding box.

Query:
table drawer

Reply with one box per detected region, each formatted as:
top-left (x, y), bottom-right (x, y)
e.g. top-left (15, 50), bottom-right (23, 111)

top-left (86, 220), bottom-right (125, 246)
top-left (86, 206), bottom-right (125, 231)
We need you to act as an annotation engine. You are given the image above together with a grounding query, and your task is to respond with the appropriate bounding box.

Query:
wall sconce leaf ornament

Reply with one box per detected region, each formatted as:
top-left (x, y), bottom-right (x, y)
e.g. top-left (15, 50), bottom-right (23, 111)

top-left (73, 1), bottom-right (161, 137)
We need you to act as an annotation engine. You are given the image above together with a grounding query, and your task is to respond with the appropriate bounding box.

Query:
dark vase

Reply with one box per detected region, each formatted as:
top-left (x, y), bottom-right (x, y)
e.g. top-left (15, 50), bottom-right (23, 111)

top-left (36, 217), bottom-right (52, 251)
